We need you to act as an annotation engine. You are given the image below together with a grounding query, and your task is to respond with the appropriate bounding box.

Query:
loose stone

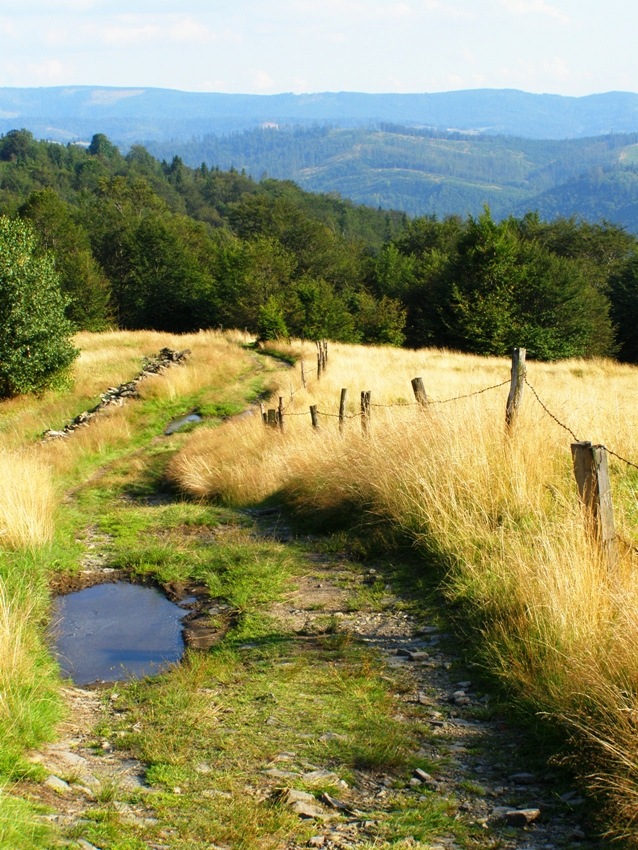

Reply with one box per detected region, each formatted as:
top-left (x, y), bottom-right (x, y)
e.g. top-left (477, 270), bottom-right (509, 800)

top-left (44, 775), bottom-right (71, 794)
top-left (508, 772), bottom-right (538, 784)
top-left (414, 768), bottom-right (432, 782)
top-left (502, 808), bottom-right (542, 826)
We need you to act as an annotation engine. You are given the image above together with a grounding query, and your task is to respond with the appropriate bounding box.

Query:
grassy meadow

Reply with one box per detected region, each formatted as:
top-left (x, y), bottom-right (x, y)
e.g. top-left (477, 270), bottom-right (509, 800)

top-left (169, 340), bottom-right (638, 839)
top-left (2, 329), bottom-right (638, 845)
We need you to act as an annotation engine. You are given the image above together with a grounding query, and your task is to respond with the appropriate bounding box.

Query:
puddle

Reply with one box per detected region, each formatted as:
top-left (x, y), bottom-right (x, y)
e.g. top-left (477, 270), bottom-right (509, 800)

top-left (164, 412), bottom-right (202, 435)
top-left (52, 582), bottom-right (187, 686)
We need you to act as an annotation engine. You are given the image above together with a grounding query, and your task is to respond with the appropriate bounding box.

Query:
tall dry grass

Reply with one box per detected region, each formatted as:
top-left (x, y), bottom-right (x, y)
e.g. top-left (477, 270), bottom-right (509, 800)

top-left (0, 452), bottom-right (54, 549)
top-left (0, 327), bottom-right (257, 542)
top-left (169, 340), bottom-right (638, 836)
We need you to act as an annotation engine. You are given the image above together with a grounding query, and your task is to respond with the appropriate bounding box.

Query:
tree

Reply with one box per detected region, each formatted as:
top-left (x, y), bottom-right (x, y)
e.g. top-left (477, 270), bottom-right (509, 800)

top-left (113, 214), bottom-right (216, 332)
top-left (440, 209), bottom-right (615, 359)
top-left (291, 276), bottom-right (356, 341)
top-left (609, 250), bottom-right (638, 362)
top-left (0, 129), bottom-right (36, 163)
top-left (0, 216), bottom-right (77, 397)
top-left (19, 189), bottom-right (112, 331)
top-left (88, 133), bottom-right (121, 161)
top-left (440, 210), bottom-right (520, 354)
top-left (257, 297), bottom-right (289, 342)
top-left (351, 292), bottom-right (406, 346)
top-left (214, 235), bottom-right (296, 331)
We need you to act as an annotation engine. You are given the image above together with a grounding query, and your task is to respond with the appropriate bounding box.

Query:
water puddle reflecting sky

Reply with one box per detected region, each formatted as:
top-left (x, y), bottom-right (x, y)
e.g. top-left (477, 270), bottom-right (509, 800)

top-left (52, 582), bottom-right (187, 686)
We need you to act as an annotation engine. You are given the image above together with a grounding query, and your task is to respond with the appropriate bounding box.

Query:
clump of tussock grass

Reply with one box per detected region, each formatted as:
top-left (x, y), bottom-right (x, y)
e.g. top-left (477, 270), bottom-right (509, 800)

top-left (0, 452), bottom-right (54, 549)
top-left (0, 573), bottom-right (60, 777)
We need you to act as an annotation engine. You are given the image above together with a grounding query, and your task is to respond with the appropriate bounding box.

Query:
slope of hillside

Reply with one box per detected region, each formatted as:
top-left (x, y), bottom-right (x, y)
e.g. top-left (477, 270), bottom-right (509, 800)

top-left (1, 331), bottom-right (635, 847)
top-left (146, 125), bottom-right (638, 223)
top-left (5, 86), bottom-right (638, 225)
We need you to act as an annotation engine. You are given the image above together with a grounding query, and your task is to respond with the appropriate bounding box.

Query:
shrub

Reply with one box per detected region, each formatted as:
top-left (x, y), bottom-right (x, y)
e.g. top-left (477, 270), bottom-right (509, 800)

top-left (0, 216), bottom-right (77, 397)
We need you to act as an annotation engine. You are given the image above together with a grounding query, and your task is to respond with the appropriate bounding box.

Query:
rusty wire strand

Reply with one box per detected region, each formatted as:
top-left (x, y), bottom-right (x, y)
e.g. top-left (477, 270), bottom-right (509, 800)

top-left (524, 378), bottom-right (582, 443)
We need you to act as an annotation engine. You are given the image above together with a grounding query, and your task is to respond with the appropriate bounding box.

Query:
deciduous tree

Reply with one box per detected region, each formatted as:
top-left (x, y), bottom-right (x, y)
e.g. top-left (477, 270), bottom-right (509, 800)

top-left (0, 216), bottom-right (77, 397)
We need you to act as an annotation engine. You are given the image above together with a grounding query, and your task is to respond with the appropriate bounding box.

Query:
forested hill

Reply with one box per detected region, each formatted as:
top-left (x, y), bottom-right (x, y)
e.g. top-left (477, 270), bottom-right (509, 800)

top-left (4, 128), bottom-right (638, 374)
top-left (5, 86), bottom-right (638, 228)
top-left (144, 125), bottom-right (638, 228)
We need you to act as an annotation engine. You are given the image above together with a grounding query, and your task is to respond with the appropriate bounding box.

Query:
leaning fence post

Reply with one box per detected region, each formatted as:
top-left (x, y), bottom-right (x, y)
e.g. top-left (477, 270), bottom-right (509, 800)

top-left (506, 347), bottom-right (527, 431)
top-left (411, 377), bottom-right (428, 408)
top-left (310, 405), bottom-right (319, 430)
top-left (339, 388), bottom-right (348, 434)
top-left (361, 391), bottom-right (371, 436)
top-left (301, 360), bottom-right (306, 389)
top-left (571, 441), bottom-right (618, 569)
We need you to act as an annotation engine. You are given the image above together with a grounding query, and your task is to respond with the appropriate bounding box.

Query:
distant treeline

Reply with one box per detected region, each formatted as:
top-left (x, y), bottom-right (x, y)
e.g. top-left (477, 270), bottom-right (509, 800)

top-left (3, 128), bottom-right (638, 363)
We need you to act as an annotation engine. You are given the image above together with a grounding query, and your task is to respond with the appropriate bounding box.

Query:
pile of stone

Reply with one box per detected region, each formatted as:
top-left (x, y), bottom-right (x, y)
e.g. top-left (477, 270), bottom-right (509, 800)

top-left (42, 347), bottom-right (190, 441)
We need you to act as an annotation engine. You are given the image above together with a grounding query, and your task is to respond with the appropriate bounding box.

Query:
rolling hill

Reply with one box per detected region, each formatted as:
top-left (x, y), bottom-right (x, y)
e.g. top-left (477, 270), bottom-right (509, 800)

top-left (4, 85), bottom-right (638, 227)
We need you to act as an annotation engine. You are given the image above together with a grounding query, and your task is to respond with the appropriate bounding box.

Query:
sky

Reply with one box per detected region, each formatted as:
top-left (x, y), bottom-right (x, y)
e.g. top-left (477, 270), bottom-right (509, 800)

top-left (0, 0), bottom-right (635, 98)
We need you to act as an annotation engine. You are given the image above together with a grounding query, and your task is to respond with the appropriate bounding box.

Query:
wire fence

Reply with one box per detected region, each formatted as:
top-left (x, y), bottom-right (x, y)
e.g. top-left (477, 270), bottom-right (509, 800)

top-left (272, 353), bottom-right (638, 475)
top-left (259, 343), bottom-right (638, 568)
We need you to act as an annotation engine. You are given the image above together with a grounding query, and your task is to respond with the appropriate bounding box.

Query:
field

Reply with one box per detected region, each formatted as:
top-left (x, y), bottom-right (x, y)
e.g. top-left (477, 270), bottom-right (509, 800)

top-left (170, 339), bottom-right (638, 838)
top-left (1, 331), bottom-right (638, 847)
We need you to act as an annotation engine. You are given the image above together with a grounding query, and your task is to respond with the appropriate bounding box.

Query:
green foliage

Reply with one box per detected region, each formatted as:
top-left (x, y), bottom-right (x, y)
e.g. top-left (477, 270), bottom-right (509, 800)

top-left (293, 276), bottom-right (357, 342)
top-left (389, 208), bottom-right (617, 360)
top-left (0, 129), bottom-right (637, 358)
top-left (257, 296), bottom-right (288, 341)
top-left (0, 216), bottom-right (78, 397)
top-left (19, 188), bottom-right (112, 330)
top-left (609, 249), bottom-right (638, 361)
top-left (87, 132), bottom-right (121, 160)
top-left (352, 291), bottom-right (406, 346)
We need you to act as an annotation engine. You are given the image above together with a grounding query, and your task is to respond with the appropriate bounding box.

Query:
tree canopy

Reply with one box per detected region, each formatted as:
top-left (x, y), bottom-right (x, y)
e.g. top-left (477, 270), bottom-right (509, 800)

top-left (0, 129), bottom-right (637, 368)
top-left (0, 216), bottom-right (77, 398)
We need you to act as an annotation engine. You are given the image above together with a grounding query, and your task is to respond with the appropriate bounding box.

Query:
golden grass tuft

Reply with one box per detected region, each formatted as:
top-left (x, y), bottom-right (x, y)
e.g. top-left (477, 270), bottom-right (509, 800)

top-left (0, 452), bottom-right (54, 549)
top-left (0, 577), bottom-right (39, 699)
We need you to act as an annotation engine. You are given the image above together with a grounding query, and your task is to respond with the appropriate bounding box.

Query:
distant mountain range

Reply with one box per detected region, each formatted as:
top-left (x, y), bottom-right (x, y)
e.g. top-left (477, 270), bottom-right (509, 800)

top-left (4, 85), bottom-right (638, 228)
top-left (3, 86), bottom-right (638, 141)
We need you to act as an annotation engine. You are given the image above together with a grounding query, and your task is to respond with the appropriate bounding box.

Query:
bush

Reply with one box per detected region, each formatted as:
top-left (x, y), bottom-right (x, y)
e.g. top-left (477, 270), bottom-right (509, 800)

top-left (0, 216), bottom-right (77, 398)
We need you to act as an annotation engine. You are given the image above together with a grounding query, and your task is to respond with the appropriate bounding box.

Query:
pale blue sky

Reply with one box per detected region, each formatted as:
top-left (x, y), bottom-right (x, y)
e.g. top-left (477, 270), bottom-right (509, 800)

top-left (0, 0), bottom-right (634, 97)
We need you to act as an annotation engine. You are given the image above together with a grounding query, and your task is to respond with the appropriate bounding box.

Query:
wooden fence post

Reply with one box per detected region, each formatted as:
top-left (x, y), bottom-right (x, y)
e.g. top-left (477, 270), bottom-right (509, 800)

top-left (260, 402), bottom-right (267, 425)
top-left (316, 340), bottom-right (323, 380)
top-left (571, 441), bottom-right (618, 569)
top-left (267, 409), bottom-right (277, 427)
top-left (277, 397), bottom-right (285, 433)
top-left (301, 360), bottom-right (306, 389)
top-left (506, 347), bottom-right (527, 431)
top-left (339, 388), bottom-right (348, 434)
top-left (361, 391), bottom-right (371, 436)
top-left (411, 377), bottom-right (428, 408)
top-left (310, 405), bottom-right (319, 430)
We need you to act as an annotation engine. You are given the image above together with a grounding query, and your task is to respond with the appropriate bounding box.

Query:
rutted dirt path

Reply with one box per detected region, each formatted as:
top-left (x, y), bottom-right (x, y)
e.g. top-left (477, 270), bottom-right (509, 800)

top-left (260, 539), bottom-right (606, 850)
top-left (26, 509), bottom-right (612, 850)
